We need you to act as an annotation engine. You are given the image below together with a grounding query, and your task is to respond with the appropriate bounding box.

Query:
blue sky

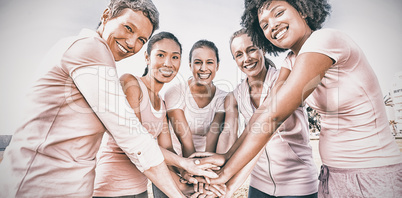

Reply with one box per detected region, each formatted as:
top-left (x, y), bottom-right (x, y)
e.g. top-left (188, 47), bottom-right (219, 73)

top-left (0, 0), bottom-right (401, 135)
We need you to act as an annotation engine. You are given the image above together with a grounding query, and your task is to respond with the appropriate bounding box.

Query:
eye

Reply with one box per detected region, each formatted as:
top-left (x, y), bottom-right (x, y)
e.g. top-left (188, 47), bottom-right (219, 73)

top-left (172, 55), bottom-right (180, 60)
top-left (139, 38), bottom-right (147, 45)
top-left (207, 61), bottom-right (214, 65)
top-left (194, 61), bottom-right (202, 65)
top-left (249, 48), bottom-right (257, 52)
top-left (235, 52), bottom-right (243, 58)
top-left (125, 25), bottom-right (133, 32)
top-left (261, 23), bottom-right (269, 30)
top-left (157, 54), bottom-right (164, 58)
top-left (275, 10), bottom-right (284, 17)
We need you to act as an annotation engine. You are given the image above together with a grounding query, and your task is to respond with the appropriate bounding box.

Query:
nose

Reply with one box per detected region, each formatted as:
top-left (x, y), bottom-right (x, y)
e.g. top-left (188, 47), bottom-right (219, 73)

top-left (200, 62), bottom-right (207, 71)
top-left (244, 53), bottom-right (252, 63)
top-left (126, 36), bottom-right (136, 50)
top-left (164, 57), bottom-right (173, 67)
top-left (268, 17), bottom-right (279, 31)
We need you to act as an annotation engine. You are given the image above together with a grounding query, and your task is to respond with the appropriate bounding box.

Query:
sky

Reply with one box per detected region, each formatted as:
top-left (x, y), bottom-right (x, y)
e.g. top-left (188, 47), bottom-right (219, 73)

top-left (0, 0), bottom-right (401, 135)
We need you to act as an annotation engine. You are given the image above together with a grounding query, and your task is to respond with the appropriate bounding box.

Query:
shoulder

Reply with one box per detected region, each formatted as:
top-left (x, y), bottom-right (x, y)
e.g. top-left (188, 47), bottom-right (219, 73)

top-left (300, 28), bottom-right (352, 63)
top-left (165, 82), bottom-right (185, 96)
top-left (120, 73), bottom-right (139, 85)
top-left (232, 79), bottom-right (247, 101)
top-left (215, 87), bottom-right (228, 98)
top-left (164, 82), bottom-right (186, 108)
top-left (120, 74), bottom-right (142, 97)
top-left (63, 29), bottom-right (114, 67)
top-left (308, 28), bottom-right (351, 46)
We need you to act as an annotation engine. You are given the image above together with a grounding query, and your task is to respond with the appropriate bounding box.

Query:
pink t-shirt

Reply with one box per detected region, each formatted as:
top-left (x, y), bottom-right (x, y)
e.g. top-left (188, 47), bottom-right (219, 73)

top-left (0, 29), bottom-right (164, 197)
top-left (233, 66), bottom-right (318, 196)
top-left (93, 76), bottom-right (166, 197)
top-left (164, 80), bottom-right (227, 155)
top-left (283, 28), bottom-right (402, 168)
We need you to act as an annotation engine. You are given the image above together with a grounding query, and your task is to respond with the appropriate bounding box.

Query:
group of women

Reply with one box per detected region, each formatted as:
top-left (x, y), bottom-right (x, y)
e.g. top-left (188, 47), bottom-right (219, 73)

top-left (0, 0), bottom-right (401, 197)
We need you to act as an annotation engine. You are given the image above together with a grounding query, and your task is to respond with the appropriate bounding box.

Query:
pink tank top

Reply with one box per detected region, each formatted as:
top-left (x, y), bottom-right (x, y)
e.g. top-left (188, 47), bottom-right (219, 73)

top-left (93, 76), bottom-right (166, 197)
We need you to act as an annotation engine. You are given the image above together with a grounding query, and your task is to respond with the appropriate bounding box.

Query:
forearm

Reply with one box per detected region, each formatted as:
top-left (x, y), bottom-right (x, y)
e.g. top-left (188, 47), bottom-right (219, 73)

top-left (217, 108), bottom-right (280, 183)
top-left (225, 149), bottom-right (263, 196)
top-left (161, 147), bottom-right (187, 169)
top-left (205, 128), bottom-right (220, 153)
top-left (143, 161), bottom-right (185, 198)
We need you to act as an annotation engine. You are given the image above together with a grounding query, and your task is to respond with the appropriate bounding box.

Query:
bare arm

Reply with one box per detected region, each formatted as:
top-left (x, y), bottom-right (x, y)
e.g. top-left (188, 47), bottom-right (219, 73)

top-left (216, 92), bottom-right (239, 154)
top-left (158, 115), bottom-right (175, 152)
top-left (120, 74), bottom-right (143, 120)
top-left (167, 109), bottom-right (196, 157)
top-left (211, 52), bottom-right (334, 184)
top-left (205, 112), bottom-right (225, 153)
top-left (142, 161), bottom-right (185, 197)
top-left (225, 149), bottom-right (264, 197)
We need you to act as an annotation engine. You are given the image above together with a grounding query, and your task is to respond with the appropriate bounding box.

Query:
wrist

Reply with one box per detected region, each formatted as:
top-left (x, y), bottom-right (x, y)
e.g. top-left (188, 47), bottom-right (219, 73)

top-left (178, 156), bottom-right (189, 170)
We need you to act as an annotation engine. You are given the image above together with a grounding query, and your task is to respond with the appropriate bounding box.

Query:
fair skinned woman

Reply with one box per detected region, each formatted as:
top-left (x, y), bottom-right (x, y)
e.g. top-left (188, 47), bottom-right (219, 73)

top-left (221, 29), bottom-right (317, 198)
top-left (162, 40), bottom-right (228, 197)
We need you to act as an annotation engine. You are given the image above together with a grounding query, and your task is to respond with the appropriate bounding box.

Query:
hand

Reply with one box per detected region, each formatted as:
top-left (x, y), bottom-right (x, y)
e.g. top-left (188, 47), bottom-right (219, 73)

top-left (209, 168), bottom-right (231, 185)
top-left (206, 183), bottom-right (226, 197)
top-left (190, 186), bottom-right (221, 198)
top-left (189, 152), bottom-right (226, 167)
top-left (183, 158), bottom-right (219, 179)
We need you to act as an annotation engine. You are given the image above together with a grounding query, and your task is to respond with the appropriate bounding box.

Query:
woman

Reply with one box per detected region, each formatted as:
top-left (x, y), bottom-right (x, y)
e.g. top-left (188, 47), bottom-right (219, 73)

top-left (222, 28), bottom-right (318, 198)
top-left (94, 32), bottom-right (217, 198)
top-left (165, 40), bottom-right (228, 158)
top-left (162, 40), bottom-right (228, 197)
top-left (0, 1), bottom-right (186, 197)
top-left (203, 0), bottom-right (402, 197)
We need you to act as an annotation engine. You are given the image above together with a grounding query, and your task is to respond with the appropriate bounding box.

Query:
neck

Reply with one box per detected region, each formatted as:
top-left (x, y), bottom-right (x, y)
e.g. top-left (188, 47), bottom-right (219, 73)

top-left (189, 78), bottom-right (214, 96)
top-left (292, 29), bottom-right (313, 55)
top-left (142, 75), bottom-right (164, 94)
top-left (247, 66), bottom-right (268, 90)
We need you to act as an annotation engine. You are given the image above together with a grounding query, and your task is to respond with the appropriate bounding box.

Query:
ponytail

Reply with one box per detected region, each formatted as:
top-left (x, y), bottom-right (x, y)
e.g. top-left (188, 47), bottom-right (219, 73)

top-left (142, 66), bottom-right (149, 77)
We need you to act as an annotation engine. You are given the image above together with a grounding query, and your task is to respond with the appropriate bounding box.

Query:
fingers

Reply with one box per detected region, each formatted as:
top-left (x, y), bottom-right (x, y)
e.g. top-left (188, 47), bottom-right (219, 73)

top-left (182, 171), bottom-right (198, 185)
top-left (189, 152), bottom-right (215, 158)
top-left (209, 176), bottom-right (228, 185)
top-left (204, 176), bottom-right (211, 184)
top-left (197, 163), bottom-right (219, 170)
top-left (198, 155), bottom-right (225, 167)
top-left (198, 193), bottom-right (207, 198)
top-left (196, 169), bottom-right (218, 179)
top-left (190, 192), bottom-right (201, 198)
top-left (211, 184), bottom-right (226, 196)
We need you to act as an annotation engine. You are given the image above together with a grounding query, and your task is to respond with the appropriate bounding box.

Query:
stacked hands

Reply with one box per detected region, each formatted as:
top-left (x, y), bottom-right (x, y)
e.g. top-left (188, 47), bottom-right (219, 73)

top-left (179, 152), bottom-right (228, 198)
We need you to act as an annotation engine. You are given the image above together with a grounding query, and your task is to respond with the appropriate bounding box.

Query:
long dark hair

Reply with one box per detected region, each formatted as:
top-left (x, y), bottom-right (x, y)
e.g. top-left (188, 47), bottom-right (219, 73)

top-left (142, 31), bottom-right (182, 76)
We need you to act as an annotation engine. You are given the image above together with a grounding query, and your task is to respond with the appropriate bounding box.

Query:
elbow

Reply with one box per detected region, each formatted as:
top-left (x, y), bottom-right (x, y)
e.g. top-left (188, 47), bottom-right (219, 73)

top-left (248, 112), bottom-right (283, 138)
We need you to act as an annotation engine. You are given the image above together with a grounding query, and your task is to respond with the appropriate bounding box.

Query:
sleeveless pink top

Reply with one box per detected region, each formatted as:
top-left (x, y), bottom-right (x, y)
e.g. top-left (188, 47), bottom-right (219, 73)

top-left (93, 76), bottom-right (166, 196)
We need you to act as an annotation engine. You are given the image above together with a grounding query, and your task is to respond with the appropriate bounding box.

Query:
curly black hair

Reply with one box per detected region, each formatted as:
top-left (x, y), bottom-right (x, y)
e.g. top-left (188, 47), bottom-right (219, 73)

top-left (241, 0), bottom-right (331, 56)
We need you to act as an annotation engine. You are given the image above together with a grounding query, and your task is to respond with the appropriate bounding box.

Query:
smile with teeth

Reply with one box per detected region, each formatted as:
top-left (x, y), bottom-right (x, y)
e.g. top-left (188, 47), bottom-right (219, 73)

top-left (274, 28), bottom-right (288, 40)
top-left (117, 42), bottom-right (128, 54)
top-left (244, 63), bottom-right (257, 70)
top-left (198, 73), bottom-right (211, 79)
top-left (159, 68), bottom-right (173, 76)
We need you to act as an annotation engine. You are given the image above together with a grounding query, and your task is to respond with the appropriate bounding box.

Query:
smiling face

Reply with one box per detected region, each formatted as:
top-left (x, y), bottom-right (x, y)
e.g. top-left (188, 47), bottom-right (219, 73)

top-left (258, 1), bottom-right (311, 54)
top-left (190, 47), bottom-right (219, 85)
top-left (231, 34), bottom-right (266, 78)
top-left (98, 8), bottom-right (153, 61)
top-left (145, 38), bottom-right (181, 83)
